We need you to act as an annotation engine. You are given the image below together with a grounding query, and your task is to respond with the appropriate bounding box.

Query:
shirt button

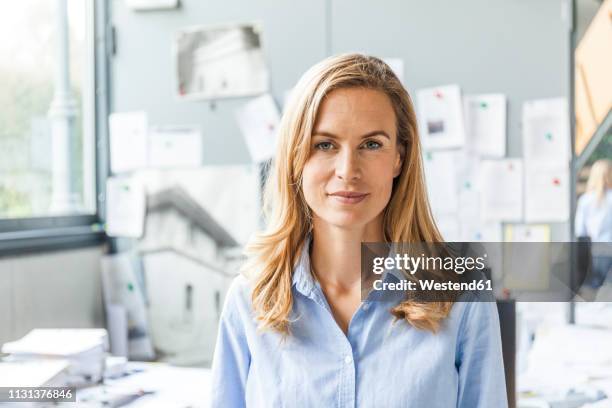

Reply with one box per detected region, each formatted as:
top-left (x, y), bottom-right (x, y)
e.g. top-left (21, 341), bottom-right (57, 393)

top-left (344, 355), bottom-right (353, 364)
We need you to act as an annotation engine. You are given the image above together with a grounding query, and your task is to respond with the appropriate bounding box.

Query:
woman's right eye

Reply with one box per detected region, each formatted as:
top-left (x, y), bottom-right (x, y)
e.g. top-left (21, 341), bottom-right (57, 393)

top-left (314, 142), bottom-right (334, 151)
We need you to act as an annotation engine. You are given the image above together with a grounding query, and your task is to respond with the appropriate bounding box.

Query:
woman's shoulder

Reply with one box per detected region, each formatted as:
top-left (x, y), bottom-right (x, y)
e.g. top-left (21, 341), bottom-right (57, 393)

top-left (451, 289), bottom-right (500, 334)
top-left (221, 273), bottom-right (255, 321)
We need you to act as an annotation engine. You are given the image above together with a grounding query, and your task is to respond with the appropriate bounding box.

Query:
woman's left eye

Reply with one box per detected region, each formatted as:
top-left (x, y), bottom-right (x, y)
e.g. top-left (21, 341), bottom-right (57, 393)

top-left (363, 140), bottom-right (382, 149)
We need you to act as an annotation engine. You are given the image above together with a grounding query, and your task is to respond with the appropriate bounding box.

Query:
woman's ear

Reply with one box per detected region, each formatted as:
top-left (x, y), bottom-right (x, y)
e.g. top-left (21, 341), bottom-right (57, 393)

top-left (393, 143), bottom-right (405, 178)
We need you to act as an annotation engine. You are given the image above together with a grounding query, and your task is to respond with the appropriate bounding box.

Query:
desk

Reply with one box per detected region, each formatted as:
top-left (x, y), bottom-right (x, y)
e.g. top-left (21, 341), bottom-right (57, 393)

top-left (73, 362), bottom-right (211, 407)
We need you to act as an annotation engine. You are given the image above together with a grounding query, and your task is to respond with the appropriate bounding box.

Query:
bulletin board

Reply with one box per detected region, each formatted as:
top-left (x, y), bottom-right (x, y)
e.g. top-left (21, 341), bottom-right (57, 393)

top-left (110, 0), bottom-right (573, 241)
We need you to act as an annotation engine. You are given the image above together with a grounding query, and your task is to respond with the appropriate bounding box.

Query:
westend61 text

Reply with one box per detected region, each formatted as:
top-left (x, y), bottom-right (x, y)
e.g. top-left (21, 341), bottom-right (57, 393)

top-left (373, 279), bottom-right (493, 291)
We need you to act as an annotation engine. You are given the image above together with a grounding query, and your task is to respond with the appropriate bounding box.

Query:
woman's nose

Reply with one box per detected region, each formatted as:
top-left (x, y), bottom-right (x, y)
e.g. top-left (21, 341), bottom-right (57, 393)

top-left (335, 148), bottom-right (361, 181)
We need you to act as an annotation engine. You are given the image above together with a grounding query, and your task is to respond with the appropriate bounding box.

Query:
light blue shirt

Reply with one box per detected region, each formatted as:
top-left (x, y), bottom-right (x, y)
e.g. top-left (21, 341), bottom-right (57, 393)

top-left (210, 236), bottom-right (507, 407)
top-left (575, 190), bottom-right (612, 242)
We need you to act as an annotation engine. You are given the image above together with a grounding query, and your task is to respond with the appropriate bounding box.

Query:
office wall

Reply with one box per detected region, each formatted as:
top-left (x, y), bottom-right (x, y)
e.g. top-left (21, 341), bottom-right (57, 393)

top-left (111, 0), bottom-right (328, 164)
top-left (111, 0), bottom-right (573, 240)
top-left (0, 246), bottom-right (105, 345)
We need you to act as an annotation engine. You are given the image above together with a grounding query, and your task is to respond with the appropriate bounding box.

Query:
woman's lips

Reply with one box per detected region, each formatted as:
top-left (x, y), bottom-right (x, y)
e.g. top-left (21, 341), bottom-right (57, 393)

top-left (328, 193), bottom-right (369, 204)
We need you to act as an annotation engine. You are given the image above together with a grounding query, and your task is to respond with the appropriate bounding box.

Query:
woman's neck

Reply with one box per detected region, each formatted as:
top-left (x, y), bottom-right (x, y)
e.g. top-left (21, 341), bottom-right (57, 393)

top-left (310, 218), bottom-right (384, 292)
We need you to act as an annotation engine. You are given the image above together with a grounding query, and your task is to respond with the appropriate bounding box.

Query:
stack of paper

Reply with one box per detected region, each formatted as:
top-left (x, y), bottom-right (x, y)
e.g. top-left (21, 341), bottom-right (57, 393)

top-left (0, 360), bottom-right (69, 387)
top-left (1, 329), bottom-right (109, 387)
top-left (519, 324), bottom-right (612, 399)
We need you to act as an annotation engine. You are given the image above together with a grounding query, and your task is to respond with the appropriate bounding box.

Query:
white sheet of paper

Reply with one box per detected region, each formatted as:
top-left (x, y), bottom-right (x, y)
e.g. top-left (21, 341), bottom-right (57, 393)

top-left (524, 161), bottom-right (569, 222)
top-left (382, 58), bottom-right (404, 83)
top-left (109, 111), bottom-right (148, 174)
top-left (457, 188), bottom-right (503, 242)
top-left (236, 94), bottom-right (280, 163)
top-left (463, 94), bottom-right (507, 157)
top-left (422, 150), bottom-right (459, 215)
top-left (480, 159), bottom-right (523, 221)
top-left (503, 224), bottom-right (551, 290)
top-left (417, 85), bottom-right (465, 150)
top-left (2, 329), bottom-right (108, 356)
top-left (460, 220), bottom-right (502, 242)
top-left (0, 360), bottom-right (69, 387)
top-left (458, 189), bottom-right (480, 220)
top-left (148, 126), bottom-right (202, 169)
top-left (435, 214), bottom-right (461, 242)
top-left (522, 97), bottom-right (570, 162)
top-left (126, 0), bottom-right (179, 10)
top-left (135, 165), bottom-right (260, 245)
top-left (456, 152), bottom-right (481, 192)
top-left (106, 176), bottom-right (146, 238)
top-left (505, 224), bottom-right (551, 242)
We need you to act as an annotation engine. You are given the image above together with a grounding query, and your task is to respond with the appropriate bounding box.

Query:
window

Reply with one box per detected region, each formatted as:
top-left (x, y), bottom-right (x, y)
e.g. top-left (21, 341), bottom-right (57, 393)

top-left (0, 0), bottom-right (105, 253)
top-left (0, 0), bottom-right (96, 219)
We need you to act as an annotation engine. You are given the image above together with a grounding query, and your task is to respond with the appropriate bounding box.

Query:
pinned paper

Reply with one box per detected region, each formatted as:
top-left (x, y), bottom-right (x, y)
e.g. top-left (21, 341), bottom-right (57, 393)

top-left (109, 111), bottom-right (148, 174)
top-left (416, 85), bottom-right (465, 150)
top-left (480, 159), bottom-right (523, 222)
top-left (524, 161), bottom-right (569, 222)
top-left (435, 214), bottom-right (461, 242)
top-left (503, 224), bottom-right (551, 290)
top-left (460, 220), bottom-right (502, 242)
top-left (458, 188), bottom-right (502, 241)
top-left (456, 153), bottom-right (481, 193)
top-left (522, 98), bottom-right (570, 162)
top-left (148, 126), bottom-right (202, 169)
top-left (422, 150), bottom-right (460, 215)
top-left (236, 94), bottom-right (280, 163)
top-left (463, 94), bottom-right (507, 157)
top-left (106, 176), bottom-right (146, 238)
top-left (505, 224), bottom-right (551, 242)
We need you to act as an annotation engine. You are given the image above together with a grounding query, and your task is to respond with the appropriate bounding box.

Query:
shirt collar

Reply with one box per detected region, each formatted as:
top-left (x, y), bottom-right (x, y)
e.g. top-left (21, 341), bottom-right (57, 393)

top-left (292, 234), bottom-right (316, 296)
top-left (291, 235), bottom-right (405, 296)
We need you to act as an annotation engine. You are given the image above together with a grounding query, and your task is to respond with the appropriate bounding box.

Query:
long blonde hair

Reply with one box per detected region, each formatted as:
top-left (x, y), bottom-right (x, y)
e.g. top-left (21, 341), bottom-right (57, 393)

top-left (586, 159), bottom-right (612, 206)
top-left (242, 53), bottom-right (451, 334)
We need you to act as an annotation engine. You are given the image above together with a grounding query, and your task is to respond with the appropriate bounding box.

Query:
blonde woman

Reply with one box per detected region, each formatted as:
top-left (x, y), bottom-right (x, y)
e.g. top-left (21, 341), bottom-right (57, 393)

top-left (211, 54), bottom-right (507, 407)
top-left (576, 159), bottom-right (612, 288)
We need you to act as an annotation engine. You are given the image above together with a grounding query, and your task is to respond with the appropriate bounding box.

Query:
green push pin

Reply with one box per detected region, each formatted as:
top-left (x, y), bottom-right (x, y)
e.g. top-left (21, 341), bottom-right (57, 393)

top-left (545, 132), bottom-right (553, 141)
top-left (465, 181), bottom-right (471, 189)
top-left (426, 152), bottom-right (433, 160)
top-left (127, 282), bottom-right (134, 292)
top-left (480, 102), bottom-right (488, 109)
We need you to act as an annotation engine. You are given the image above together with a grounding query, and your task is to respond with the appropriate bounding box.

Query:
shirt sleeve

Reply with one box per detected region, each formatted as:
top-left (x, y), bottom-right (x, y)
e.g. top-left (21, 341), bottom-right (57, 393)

top-left (455, 297), bottom-right (508, 408)
top-left (210, 281), bottom-right (251, 408)
top-left (575, 195), bottom-right (588, 237)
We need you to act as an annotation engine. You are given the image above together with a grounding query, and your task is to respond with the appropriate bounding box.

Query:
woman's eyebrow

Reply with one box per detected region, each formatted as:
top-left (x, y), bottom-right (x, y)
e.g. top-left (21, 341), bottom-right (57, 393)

top-left (312, 130), bottom-right (391, 140)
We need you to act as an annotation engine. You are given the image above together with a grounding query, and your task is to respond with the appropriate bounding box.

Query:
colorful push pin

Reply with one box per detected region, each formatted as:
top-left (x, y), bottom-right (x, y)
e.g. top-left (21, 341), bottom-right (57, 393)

top-left (426, 152), bottom-right (433, 160)
top-left (552, 177), bottom-right (560, 186)
top-left (475, 232), bottom-right (482, 240)
top-left (480, 102), bottom-right (488, 109)
top-left (545, 132), bottom-right (553, 141)
top-left (465, 181), bottom-right (471, 189)
top-left (508, 163), bottom-right (514, 171)
top-left (434, 90), bottom-right (444, 99)
top-left (127, 282), bottom-right (134, 292)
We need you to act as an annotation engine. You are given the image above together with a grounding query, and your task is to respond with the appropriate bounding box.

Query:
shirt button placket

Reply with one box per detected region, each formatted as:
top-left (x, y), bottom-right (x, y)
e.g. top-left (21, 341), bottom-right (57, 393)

top-left (340, 346), bottom-right (356, 408)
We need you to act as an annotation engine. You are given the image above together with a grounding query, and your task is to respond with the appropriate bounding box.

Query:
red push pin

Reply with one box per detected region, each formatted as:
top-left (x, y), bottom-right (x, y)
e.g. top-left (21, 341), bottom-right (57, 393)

top-left (552, 177), bottom-right (560, 186)
top-left (434, 90), bottom-right (444, 99)
top-left (508, 163), bottom-right (514, 171)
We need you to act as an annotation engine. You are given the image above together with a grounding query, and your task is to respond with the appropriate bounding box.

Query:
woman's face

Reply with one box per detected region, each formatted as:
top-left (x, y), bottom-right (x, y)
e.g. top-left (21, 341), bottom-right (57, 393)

top-left (302, 87), bottom-right (402, 231)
